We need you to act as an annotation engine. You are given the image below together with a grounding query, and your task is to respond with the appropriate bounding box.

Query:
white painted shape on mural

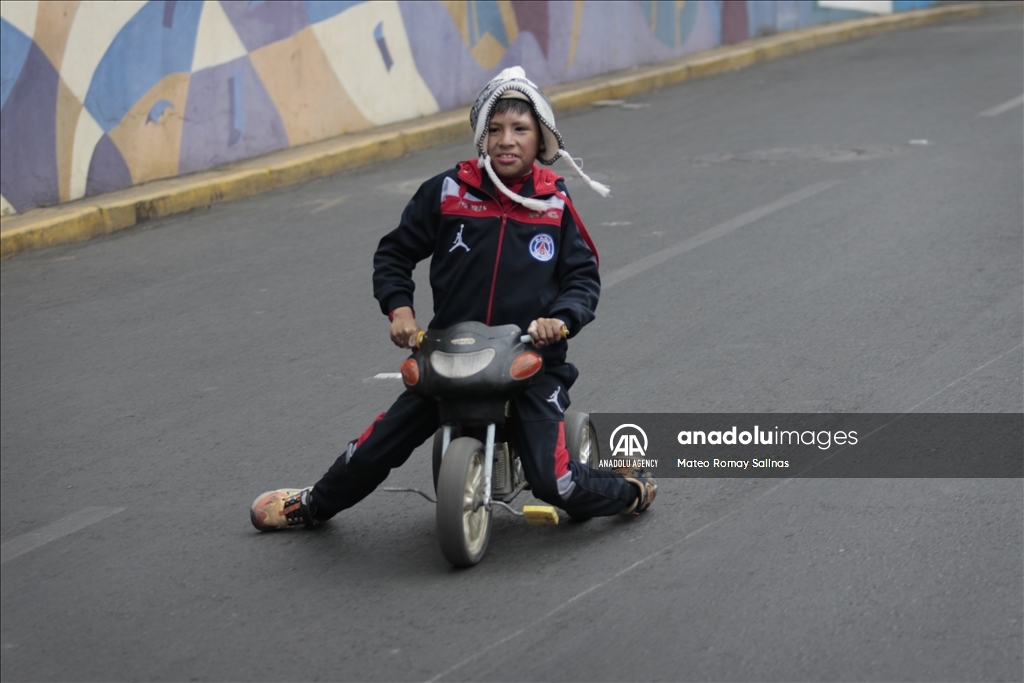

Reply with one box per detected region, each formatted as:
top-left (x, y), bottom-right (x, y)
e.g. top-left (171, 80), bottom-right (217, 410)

top-left (191, 0), bottom-right (248, 72)
top-left (817, 1), bottom-right (893, 14)
top-left (0, 193), bottom-right (15, 216)
top-left (61, 0), bottom-right (147, 102)
top-left (311, 0), bottom-right (439, 126)
top-left (68, 108), bottom-right (104, 201)
top-left (0, 0), bottom-right (38, 37)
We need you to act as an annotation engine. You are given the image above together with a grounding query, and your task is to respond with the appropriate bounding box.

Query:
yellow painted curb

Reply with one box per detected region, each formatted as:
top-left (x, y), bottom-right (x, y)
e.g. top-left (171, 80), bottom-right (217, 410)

top-left (0, 1), bottom-right (1007, 259)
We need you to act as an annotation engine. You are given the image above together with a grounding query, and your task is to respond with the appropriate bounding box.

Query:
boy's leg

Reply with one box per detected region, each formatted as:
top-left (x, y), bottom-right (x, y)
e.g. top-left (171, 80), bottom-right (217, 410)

top-left (510, 364), bottom-right (646, 518)
top-left (311, 390), bottom-right (439, 520)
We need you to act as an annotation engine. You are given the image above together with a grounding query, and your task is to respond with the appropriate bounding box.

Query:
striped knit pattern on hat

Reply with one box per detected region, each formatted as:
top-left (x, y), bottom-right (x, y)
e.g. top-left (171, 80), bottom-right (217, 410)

top-left (469, 66), bottom-right (610, 210)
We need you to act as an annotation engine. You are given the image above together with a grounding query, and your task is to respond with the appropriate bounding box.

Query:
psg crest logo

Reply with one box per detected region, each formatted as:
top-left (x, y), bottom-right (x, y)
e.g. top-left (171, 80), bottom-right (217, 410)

top-left (529, 234), bottom-right (555, 262)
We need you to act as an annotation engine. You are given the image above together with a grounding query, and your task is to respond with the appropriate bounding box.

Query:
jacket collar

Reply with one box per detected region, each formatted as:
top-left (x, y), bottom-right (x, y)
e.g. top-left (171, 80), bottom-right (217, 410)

top-left (456, 160), bottom-right (562, 199)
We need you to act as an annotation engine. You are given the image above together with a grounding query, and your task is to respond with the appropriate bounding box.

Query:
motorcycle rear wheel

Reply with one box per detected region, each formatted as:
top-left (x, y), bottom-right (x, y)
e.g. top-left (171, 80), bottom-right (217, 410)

top-left (436, 437), bottom-right (492, 567)
top-left (565, 411), bottom-right (598, 469)
top-left (565, 411), bottom-right (599, 521)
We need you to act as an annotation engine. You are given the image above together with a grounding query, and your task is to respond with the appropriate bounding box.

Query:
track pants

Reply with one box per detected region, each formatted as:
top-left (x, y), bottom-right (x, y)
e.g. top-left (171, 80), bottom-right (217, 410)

top-left (311, 363), bottom-right (637, 520)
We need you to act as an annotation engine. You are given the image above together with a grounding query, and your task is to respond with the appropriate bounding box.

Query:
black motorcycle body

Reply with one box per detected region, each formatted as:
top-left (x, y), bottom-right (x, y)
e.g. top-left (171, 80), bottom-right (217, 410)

top-left (400, 321), bottom-right (596, 566)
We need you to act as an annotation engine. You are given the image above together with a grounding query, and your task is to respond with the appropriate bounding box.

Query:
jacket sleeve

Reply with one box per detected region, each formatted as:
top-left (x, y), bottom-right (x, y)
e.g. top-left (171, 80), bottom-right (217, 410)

top-left (547, 183), bottom-right (601, 337)
top-left (373, 173), bottom-right (445, 316)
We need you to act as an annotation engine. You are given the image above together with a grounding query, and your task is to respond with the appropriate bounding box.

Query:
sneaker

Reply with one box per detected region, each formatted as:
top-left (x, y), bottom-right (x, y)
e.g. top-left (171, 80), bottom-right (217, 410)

top-left (616, 469), bottom-right (657, 515)
top-left (250, 487), bottom-right (319, 530)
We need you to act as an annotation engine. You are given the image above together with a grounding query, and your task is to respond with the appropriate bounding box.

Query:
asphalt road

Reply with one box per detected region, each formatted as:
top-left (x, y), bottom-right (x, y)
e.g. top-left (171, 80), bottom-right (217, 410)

top-left (2, 11), bottom-right (1022, 683)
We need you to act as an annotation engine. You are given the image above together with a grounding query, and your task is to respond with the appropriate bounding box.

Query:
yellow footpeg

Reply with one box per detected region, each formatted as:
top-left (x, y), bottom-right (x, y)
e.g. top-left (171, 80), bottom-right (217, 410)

top-left (522, 505), bottom-right (560, 525)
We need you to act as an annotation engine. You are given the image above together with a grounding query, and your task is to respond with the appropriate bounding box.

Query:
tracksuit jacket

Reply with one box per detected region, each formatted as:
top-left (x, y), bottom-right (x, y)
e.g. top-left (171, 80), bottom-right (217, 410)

top-left (310, 160), bottom-right (636, 519)
top-left (373, 160), bottom-right (601, 362)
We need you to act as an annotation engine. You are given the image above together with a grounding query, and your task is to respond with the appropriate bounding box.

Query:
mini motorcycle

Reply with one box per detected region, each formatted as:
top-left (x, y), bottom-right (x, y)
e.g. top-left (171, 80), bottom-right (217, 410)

top-left (393, 321), bottom-right (598, 567)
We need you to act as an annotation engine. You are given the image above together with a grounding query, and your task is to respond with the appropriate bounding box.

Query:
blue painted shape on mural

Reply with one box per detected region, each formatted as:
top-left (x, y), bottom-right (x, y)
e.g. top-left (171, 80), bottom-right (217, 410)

top-left (249, 0), bottom-right (266, 6)
top-left (893, 0), bottom-right (932, 11)
top-left (229, 69), bottom-right (244, 146)
top-left (84, 0), bottom-right (203, 133)
top-left (774, 0), bottom-right (802, 32)
top-left (1, 43), bottom-right (59, 211)
top-left (747, 0), bottom-right (774, 37)
top-left (635, 0), bottom-right (700, 47)
top-left (470, 0), bottom-right (509, 48)
top-left (374, 22), bottom-right (394, 71)
top-left (302, 1), bottom-right (365, 24)
top-left (0, 19), bottom-right (34, 112)
top-left (147, 99), bottom-right (175, 124)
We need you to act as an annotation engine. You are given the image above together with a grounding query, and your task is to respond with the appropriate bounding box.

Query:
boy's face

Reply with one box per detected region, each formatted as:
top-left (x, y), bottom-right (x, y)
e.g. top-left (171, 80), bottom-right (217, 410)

top-left (487, 108), bottom-right (541, 180)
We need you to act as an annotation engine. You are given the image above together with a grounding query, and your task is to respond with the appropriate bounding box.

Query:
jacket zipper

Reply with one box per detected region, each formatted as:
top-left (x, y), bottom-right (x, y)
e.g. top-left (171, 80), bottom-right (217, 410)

top-left (464, 166), bottom-right (532, 326)
top-left (485, 213), bottom-right (507, 325)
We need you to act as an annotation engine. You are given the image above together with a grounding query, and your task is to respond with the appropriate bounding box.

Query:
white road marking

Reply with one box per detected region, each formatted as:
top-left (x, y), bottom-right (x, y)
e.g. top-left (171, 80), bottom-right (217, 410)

top-left (905, 343), bottom-right (1023, 413)
top-left (979, 94), bottom-right (1024, 118)
top-left (425, 477), bottom-right (798, 683)
top-left (602, 180), bottom-right (841, 289)
top-left (373, 373), bottom-right (403, 379)
top-left (1, 507), bottom-right (125, 565)
top-left (425, 343), bottom-right (1024, 682)
top-left (297, 197), bottom-right (346, 214)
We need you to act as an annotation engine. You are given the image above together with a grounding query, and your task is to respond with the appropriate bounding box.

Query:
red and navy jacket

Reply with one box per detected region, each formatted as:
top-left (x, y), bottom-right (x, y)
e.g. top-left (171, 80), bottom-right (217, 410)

top-left (373, 160), bottom-right (601, 363)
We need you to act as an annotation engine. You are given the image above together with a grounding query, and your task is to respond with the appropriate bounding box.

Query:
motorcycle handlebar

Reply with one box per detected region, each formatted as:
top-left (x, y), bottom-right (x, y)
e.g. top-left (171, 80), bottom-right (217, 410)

top-left (415, 325), bottom-right (567, 349)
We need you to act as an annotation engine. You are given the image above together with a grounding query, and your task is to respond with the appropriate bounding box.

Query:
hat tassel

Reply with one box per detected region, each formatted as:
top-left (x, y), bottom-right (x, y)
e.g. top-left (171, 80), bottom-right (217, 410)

top-left (560, 152), bottom-right (611, 197)
top-left (480, 155), bottom-right (550, 212)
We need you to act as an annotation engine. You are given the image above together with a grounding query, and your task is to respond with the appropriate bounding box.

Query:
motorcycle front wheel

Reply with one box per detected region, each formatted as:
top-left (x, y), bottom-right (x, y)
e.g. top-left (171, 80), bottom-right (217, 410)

top-left (436, 437), bottom-right (492, 567)
top-left (431, 426), bottom-right (462, 493)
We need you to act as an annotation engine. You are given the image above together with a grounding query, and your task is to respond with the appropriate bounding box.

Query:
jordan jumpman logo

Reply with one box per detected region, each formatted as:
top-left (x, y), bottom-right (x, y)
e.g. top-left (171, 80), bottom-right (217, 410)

top-left (450, 224), bottom-right (470, 252)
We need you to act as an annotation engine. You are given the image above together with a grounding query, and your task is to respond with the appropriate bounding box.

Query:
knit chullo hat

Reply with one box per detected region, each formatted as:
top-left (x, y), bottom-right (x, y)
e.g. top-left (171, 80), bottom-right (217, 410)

top-left (469, 66), bottom-right (610, 212)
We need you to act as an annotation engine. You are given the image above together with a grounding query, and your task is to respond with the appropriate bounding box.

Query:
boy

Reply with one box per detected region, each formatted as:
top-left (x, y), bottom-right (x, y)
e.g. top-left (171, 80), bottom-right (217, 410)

top-left (251, 67), bottom-right (655, 530)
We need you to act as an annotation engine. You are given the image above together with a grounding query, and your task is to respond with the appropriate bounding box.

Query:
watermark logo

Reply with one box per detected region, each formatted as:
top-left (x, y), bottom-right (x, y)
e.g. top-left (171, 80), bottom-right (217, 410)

top-left (610, 424), bottom-right (648, 457)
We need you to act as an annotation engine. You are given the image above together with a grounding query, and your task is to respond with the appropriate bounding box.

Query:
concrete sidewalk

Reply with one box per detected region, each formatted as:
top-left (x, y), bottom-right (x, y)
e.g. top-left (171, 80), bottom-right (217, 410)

top-left (0, 1), bottom-right (1004, 259)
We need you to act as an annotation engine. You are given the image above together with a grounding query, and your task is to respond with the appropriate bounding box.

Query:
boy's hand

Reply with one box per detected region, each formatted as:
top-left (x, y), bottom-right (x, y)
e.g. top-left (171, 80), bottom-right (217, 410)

top-left (389, 307), bottom-right (422, 348)
top-left (527, 318), bottom-right (568, 348)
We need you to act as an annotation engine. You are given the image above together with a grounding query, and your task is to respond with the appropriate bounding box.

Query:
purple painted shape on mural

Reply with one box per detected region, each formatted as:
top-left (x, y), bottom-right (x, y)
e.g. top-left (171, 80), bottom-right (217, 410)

top-left (179, 57), bottom-right (288, 175)
top-left (564, 2), bottom-right (675, 83)
top-left (229, 68), bottom-right (244, 146)
top-left (397, 1), bottom-right (489, 111)
top-left (396, 0), bottom-right (704, 115)
top-left (164, 0), bottom-right (178, 28)
top-left (721, 0), bottom-right (749, 44)
top-left (396, 1), bottom-right (573, 111)
top-left (85, 135), bottom-right (133, 197)
top-left (687, 0), bottom-right (721, 54)
top-left (0, 43), bottom-right (58, 212)
top-left (219, 0), bottom-right (310, 53)
top-left (511, 0), bottom-right (549, 58)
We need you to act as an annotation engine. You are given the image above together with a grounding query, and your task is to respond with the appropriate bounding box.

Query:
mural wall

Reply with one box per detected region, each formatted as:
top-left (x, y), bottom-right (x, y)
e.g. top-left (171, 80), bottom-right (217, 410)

top-left (0, 0), bottom-right (933, 215)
